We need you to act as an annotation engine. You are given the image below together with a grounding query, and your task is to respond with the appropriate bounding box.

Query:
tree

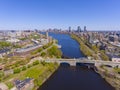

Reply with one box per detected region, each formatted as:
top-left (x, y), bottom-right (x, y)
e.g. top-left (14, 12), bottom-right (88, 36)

top-left (41, 52), bottom-right (46, 57)
top-left (41, 61), bottom-right (47, 66)
top-left (0, 41), bottom-right (11, 49)
top-left (22, 66), bottom-right (27, 71)
top-left (14, 68), bottom-right (21, 74)
top-left (100, 51), bottom-right (109, 61)
top-left (80, 44), bottom-right (92, 56)
top-left (38, 48), bottom-right (43, 52)
top-left (0, 71), bottom-right (4, 81)
top-left (33, 60), bottom-right (40, 66)
top-left (47, 46), bottom-right (62, 58)
top-left (71, 34), bottom-right (93, 57)
top-left (28, 64), bottom-right (32, 68)
top-left (92, 45), bottom-right (99, 53)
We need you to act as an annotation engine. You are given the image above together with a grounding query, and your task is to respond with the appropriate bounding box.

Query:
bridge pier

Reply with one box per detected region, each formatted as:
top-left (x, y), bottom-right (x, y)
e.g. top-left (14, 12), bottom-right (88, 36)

top-left (118, 65), bottom-right (120, 68)
top-left (87, 65), bottom-right (90, 69)
top-left (70, 63), bottom-right (76, 66)
top-left (94, 62), bottom-right (102, 67)
top-left (68, 61), bottom-right (76, 66)
top-left (112, 64), bottom-right (120, 68)
top-left (95, 61), bottom-right (120, 68)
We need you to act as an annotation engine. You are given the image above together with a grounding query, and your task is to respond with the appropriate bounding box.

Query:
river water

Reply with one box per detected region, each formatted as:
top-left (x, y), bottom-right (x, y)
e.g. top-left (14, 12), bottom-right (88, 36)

top-left (39, 32), bottom-right (114, 90)
top-left (49, 33), bottom-right (84, 58)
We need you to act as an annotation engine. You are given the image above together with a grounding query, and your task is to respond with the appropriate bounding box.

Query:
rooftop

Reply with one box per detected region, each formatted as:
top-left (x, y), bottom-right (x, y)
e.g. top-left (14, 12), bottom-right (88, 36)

top-left (0, 49), bottom-right (10, 54)
top-left (14, 78), bottom-right (33, 89)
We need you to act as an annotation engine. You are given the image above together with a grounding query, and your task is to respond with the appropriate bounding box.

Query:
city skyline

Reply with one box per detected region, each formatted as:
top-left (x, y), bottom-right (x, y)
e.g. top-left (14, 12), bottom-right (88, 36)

top-left (0, 0), bottom-right (120, 30)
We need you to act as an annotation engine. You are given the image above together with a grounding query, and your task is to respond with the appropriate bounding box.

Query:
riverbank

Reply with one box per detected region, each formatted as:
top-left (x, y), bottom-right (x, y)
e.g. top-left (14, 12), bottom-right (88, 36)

top-left (33, 62), bottom-right (59, 90)
top-left (0, 41), bottom-right (61, 89)
top-left (39, 65), bottom-right (114, 90)
top-left (71, 34), bottom-right (109, 60)
top-left (1, 61), bottom-right (59, 90)
top-left (97, 66), bottom-right (120, 90)
top-left (30, 41), bottom-right (62, 59)
top-left (48, 32), bottom-right (84, 58)
top-left (70, 34), bottom-right (93, 58)
top-left (70, 34), bottom-right (120, 89)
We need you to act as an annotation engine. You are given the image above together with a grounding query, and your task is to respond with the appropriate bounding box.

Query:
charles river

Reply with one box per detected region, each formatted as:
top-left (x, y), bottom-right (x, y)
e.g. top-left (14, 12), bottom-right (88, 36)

top-left (39, 33), bottom-right (114, 90)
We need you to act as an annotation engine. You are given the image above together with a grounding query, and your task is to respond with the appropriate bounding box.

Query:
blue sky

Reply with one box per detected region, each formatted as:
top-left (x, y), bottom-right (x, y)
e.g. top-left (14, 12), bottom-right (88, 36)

top-left (0, 0), bottom-right (120, 30)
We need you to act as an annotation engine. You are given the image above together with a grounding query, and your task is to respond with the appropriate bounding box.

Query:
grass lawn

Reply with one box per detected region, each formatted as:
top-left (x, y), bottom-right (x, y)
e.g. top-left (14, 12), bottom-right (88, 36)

top-left (3, 63), bottom-right (58, 89)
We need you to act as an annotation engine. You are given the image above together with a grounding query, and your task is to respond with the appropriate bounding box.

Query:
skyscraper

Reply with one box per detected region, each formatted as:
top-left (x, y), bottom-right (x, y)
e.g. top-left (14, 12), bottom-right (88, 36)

top-left (77, 26), bottom-right (81, 32)
top-left (84, 26), bottom-right (87, 32)
top-left (69, 27), bottom-right (71, 32)
top-left (46, 32), bottom-right (48, 38)
top-left (46, 32), bottom-right (49, 43)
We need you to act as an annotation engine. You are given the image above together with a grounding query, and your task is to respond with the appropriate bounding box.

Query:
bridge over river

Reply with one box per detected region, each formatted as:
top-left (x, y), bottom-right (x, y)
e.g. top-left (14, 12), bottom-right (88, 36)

top-left (44, 58), bottom-right (120, 68)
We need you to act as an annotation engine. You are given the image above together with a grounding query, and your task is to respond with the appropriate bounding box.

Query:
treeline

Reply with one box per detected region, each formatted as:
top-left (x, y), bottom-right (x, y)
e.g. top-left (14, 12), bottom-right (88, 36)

top-left (31, 41), bottom-right (62, 58)
top-left (41, 45), bottom-right (62, 58)
top-left (3, 57), bottom-right (30, 70)
top-left (0, 41), bottom-right (11, 49)
top-left (13, 60), bottom-right (40, 74)
top-left (31, 42), bottom-right (53, 55)
top-left (0, 41), bottom-right (22, 50)
top-left (71, 34), bottom-right (109, 61)
top-left (71, 34), bottom-right (93, 57)
top-left (1, 60), bottom-right (59, 89)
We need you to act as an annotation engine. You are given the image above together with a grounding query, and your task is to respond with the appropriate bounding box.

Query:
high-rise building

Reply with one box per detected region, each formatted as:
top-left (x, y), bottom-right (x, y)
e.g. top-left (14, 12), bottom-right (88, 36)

top-left (69, 27), bottom-right (71, 32)
top-left (46, 32), bottom-right (49, 43)
top-left (46, 32), bottom-right (48, 39)
top-left (84, 26), bottom-right (87, 32)
top-left (77, 26), bottom-right (81, 32)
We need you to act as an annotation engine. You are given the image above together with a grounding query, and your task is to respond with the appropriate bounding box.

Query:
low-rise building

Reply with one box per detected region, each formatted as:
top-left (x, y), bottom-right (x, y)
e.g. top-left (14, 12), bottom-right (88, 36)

top-left (0, 49), bottom-right (10, 58)
top-left (112, 56), bottom-right (120, 62)
top-left (0, 83), bottom-right (8, 90)
top-left (4, 69), bottom-right (14, 76)
top-left (40, 39), bottom-right (48, 45)
top-left (6, 38), bottom-right (20, 43)
top-left (14, 78), bottom-right (34, 90)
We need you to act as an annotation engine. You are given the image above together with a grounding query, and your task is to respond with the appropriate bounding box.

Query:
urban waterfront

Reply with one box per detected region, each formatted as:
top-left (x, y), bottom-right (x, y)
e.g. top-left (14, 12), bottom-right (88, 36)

top-left (39, 33), bottom-right (114, 90)
top-left (47, 32), bottom-right (84, 58)
top-left (0, 0), bottom-right (120, 90)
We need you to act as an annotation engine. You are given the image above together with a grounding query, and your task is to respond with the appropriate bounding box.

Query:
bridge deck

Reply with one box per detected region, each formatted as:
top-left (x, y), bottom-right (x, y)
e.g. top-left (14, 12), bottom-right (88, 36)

top-left (44, 59), bottom-right (120, 67)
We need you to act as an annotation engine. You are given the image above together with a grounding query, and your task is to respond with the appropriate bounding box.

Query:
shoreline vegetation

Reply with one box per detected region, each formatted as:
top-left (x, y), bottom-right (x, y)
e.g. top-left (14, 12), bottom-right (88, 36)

top-left (70, 33), bottom-right (120, 90)
top-left (0, 40), bottom-right (62, 90)
top-left (70, 34), bottom-right (94, 58)
top-left (97, 66), bottom-right (120, 90)
top-left (31, 40), bottom-right (62, 59)
top-left (2, 61), bottom-right (59, 90)
top-left (71, 34), bottom-right (109, 60)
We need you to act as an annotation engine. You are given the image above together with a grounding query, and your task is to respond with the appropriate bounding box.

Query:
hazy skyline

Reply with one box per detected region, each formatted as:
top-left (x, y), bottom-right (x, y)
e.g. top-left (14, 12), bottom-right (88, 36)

top-left (0, 0), bottom-right (120, 30)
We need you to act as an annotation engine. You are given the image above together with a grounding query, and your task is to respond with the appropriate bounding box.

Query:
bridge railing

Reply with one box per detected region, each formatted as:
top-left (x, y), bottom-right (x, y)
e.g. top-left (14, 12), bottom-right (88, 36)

top-left (44, 59), bottom-right (120, 65)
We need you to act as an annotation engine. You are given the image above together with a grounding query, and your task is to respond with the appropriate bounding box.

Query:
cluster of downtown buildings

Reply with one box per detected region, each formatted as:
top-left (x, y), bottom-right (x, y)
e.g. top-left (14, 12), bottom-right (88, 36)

top-left (47, 26), bottom-right (120, 62)
top-left (68, 26), bottom-right (120, 62)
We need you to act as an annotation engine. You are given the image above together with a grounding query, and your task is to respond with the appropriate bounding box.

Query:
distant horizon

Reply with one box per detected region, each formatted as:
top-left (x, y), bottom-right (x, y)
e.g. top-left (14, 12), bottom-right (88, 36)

top-left (0, 29), bottom-right (120, 32)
